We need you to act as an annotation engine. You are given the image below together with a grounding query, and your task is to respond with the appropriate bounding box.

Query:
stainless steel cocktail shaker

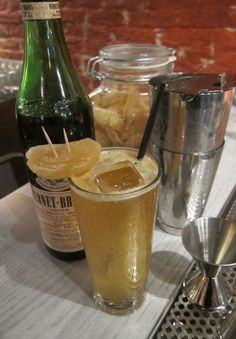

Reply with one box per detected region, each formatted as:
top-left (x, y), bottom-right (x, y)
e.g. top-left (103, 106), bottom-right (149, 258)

top-left (149, 73), bottom-right (234, 235)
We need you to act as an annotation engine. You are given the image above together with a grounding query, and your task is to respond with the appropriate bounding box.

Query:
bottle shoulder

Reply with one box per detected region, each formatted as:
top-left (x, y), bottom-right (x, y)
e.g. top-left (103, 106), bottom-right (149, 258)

top-left (18, 65), bottom-right (88, 101)
top-left (16, 95), bottom-right (92, 117)
top-left (18, 19), bottom-right (92, 113)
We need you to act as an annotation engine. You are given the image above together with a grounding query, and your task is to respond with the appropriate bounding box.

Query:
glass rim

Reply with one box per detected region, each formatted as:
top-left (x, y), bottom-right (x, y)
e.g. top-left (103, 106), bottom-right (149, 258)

top-left (69, 147), bottom-right (161, 201)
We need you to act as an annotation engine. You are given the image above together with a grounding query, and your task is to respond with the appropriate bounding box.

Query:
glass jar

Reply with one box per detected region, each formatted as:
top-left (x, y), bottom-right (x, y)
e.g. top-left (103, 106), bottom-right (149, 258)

top-left (87, 44), bottom-right (176, 148)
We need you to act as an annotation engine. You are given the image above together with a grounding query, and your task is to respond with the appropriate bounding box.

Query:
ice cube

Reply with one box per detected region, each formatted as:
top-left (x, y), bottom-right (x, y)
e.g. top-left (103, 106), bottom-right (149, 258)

top-left (94, 160), bottom-right (144, 193)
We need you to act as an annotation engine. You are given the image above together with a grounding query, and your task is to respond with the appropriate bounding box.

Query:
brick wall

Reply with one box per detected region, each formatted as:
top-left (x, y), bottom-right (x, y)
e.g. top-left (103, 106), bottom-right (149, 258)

top-left (0, 0), bottom-right (236, 91)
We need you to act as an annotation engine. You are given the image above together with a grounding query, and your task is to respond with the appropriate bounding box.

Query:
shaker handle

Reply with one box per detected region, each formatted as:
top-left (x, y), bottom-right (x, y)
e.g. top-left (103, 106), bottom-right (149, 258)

top-left (86, 56), bottom-right (104, 80)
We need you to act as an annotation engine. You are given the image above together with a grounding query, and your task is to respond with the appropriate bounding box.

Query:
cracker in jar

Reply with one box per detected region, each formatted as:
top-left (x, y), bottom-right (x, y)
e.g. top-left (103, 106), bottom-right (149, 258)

top-left (92, 88), bottom-right (149, 148)
top-left (94, 106), bottom-right (124, 132)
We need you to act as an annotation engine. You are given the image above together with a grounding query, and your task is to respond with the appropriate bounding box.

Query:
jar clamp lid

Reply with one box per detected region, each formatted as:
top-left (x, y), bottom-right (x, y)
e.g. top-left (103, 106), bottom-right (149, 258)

top-left (87, 44), bottom-right (176, 82)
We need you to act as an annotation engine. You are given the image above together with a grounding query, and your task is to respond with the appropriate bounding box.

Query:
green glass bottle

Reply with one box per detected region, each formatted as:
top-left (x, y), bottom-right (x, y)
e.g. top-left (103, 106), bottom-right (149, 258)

top-left (16, 0), bottom-right (95, 260)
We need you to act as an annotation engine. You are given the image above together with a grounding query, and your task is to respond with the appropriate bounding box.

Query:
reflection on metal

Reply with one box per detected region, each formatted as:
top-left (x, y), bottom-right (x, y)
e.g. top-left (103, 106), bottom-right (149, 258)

top-left (155, 186), bottom-right (236, 339)
top-left (149, 73), bottom-right (234, 234)
top-left (156, 271), bottom-right (236, 339)
top-left (218, 307), bottom-right (236, 339)
top-left (182, 217), bottom-right (236, 310)
top-left (153, 144), bottom-right (224, 235)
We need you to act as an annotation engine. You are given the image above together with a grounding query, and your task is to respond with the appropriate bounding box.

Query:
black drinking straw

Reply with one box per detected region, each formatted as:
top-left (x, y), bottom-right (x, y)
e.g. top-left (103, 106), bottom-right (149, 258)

top-left (137, 82), bottom-right (166, 160)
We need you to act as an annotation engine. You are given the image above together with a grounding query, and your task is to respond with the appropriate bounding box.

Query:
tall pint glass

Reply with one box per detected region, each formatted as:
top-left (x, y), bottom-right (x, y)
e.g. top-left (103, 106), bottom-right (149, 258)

top-left (69, 147), bottom-right (160, 315)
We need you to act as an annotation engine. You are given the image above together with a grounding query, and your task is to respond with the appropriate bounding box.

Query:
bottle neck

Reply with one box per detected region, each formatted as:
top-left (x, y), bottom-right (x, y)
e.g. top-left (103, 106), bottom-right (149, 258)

top-left (19, 17), bottom-right (80, 100)
top-left (18, 1), bottom-right (80, 100)
top-left (21, 0), bottom-right (69, 65)
top-left (23, 18), bottom-right (70, 66)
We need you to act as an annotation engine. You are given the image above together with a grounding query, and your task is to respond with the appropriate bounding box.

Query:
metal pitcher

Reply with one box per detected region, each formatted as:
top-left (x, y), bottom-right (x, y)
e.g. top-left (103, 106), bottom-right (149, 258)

top-left (149, 73), bottom-right (234, 235)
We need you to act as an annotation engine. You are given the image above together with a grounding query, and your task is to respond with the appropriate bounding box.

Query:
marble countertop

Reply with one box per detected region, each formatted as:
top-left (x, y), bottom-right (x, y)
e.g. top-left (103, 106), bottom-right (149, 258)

top-left (0, 107), bottom-right (235, 339)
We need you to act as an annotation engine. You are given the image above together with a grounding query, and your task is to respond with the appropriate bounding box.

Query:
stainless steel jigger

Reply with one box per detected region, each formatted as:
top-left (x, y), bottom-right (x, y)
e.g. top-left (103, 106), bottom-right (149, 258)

top-left (182, 217), bottom-right (236, 310)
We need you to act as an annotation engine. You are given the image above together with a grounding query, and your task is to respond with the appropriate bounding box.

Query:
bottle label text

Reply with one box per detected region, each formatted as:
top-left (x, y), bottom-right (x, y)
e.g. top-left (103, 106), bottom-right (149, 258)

top-left (21, 2), bottom-right (61, 20)
top-left (31, 183), bottom-right (83, 253)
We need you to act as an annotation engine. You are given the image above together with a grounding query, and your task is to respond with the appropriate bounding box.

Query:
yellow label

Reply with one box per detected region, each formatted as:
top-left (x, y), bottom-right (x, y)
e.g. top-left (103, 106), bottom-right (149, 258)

top-left (21, 2), bottom-right (61, 20)
top-left (31, 184), bottom-right (83, 253)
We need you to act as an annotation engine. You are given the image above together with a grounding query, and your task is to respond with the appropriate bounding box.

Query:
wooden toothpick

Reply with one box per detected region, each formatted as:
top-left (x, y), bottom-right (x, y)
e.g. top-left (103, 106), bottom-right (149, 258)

top-left (63, 128), bottom-right (71, 153)
top-left (42, 126), bottom-right (59, 158)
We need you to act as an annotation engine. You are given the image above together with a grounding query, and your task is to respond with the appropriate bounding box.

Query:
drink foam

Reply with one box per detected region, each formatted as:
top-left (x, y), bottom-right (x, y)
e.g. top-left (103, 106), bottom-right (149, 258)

top-left (71, 148), bottom-right (159, 197)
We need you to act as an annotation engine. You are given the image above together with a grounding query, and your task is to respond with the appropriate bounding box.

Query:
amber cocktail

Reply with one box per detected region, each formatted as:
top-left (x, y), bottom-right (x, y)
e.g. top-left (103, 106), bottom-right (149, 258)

top-left (69, 148), bottom-right (160, 315)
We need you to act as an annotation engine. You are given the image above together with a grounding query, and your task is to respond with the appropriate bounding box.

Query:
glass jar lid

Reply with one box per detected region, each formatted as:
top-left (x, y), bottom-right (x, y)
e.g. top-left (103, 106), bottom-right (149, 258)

top-left (87, 44), bottom-right (176, 82)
